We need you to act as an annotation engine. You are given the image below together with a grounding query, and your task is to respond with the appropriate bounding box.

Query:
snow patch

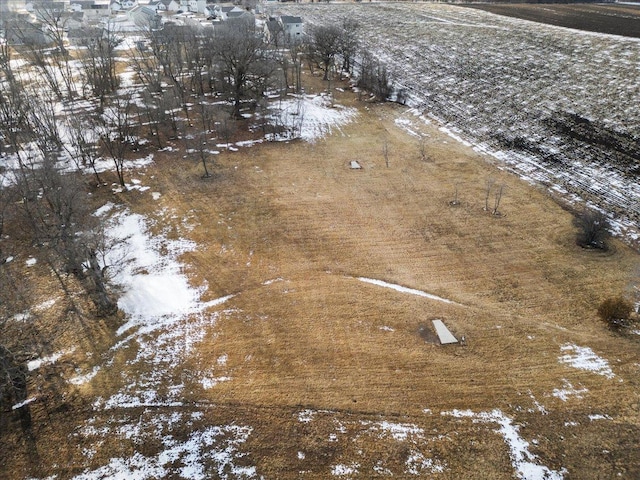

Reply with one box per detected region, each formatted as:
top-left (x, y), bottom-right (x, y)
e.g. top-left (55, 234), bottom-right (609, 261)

top-left (552, 379), bottom-right (589, 402)
top-left (588, 414), bottom-right (612, 421)
top-left (103, 210), bottom-right (232, 335)
top-left (201, 376), bottom-right (231, 389)
top-left (298, 410), bottom-right (315, 423)
top-left (442, 409), bottom-right (565, 480)
top-left (331, 463), bottom-right (359, 476)
top-left (358, 277), bottom-right (459, 305)
top-left (71, 424), bottom-right (255, 480)
top-left (368, 421), bottom-right (425, 441)
top-left (558, 344), bottom-right (614, 379)
top-left (28, 349), bottom-right (73, 371)
top-left (69, 367), bottom-right (101, 386)
top-left (406, 451), bottom-right (445, 475)
top-left (269, 94), bottom-right (357, 143)
top-left (12, 397), bottom-right (37, 410)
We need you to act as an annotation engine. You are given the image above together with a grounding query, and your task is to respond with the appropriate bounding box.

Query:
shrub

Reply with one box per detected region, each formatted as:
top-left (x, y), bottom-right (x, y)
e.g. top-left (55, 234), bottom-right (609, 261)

top-left (573, 208), bottom-right (610, 250)
top-left (597, 296), bottom-right (633, 329)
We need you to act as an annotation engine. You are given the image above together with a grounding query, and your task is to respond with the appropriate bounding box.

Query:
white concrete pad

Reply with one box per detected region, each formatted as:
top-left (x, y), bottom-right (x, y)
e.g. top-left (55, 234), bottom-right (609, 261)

top-left (432, 319), bottom-right (458, 345)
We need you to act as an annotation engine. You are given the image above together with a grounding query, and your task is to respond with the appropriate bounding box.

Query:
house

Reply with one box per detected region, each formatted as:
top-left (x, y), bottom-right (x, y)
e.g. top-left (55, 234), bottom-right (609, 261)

top-left (187, 0), bottom-right (205, 14)
top-left (280, 15), bottom-right (302, 43)
top-left (66, 10), bottom-right (85, 28)
top-left (70, 0), bottom-right (93, 11)
top-left (70, 1), bottom-right (108, 18)
top-left (4, 17), bottom-right (48, 45)
top-left (155, 0), bottom-right (180, 11)
top-left (204, 3), bottom-right (220, 19)
top-left (127, 4), bottom-right (160, 27)
top-left (226, 9), bottom-right (254, 26)
top-left (27, 1), bottom-right (70, 17)
top-left (110, 0), bottom-right (136, 11)
top-left (218, 5), bottom-right (242, 20)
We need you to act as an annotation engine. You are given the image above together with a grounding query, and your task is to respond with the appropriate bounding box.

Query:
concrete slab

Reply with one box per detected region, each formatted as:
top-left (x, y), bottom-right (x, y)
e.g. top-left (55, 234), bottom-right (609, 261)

top-left (432, 319), bottom-right (458, 345)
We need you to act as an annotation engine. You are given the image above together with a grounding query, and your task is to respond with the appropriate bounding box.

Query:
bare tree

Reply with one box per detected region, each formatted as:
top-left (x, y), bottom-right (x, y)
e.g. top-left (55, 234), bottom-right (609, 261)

top-left (183, 27), bottom-right (211, 97)
top-left (357, 51), bottom-right (393, 101)
top-left (147, 24), bottom-right (196, 123)
top-left (449, 182), bottom-right (461, 206)
top-left (161, 87), bottom-right (182, 139)
top-left (288, 40), bottom-right (304, 94)
top-left (61, 113), bottom-right (103, 184)
top-left (383, 138), bottom-right (390, 168)
top-left (139, 91), bottom-right (166, 148)
top-left (338, 18), bottom-right (359, 75)
top-left (130, 38), bottom-right (164, 95)
top-left (266, 17), bottom-right (285, 51)
top-left (484, 178), bottom-right (495, 212)
top-left (98, 93), bottom-right (139, 187)
top-left (492, 183), bottom-right (504, 216)
top-left (16, 155), bottom-right (118, 316)
top-left (307, 24), bottom-right (342, 81)
top-left (0, 65), bottom-right (32, 159)
top-left (215, 113), bottom-right (237, 150)
top-left (0, 344), bottom-right (28, 415)
top-left (212, 18), bottom-right (274, 118)
top-left (79, 22), bottom-right (122, 105)
top-left (419, 137), bottom-right (430, 162)
top-left (28, 88), bottom-right (63, 157)
top-left (185, 129), bottom-right (214, 179)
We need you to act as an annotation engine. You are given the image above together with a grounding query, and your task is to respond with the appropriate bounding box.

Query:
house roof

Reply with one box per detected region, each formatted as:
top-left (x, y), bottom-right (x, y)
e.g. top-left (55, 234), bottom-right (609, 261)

top-left (129, 4), bottom-right (155, 15)
top-left (226, 10), bottom-right (247, 18)
top-left (281, 15), bottom-right (302, 24)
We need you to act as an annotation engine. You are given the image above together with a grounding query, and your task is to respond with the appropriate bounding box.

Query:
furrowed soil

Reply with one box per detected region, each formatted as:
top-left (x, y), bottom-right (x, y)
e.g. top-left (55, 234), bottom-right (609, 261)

top-left (465, 3), bottom-right (640, 38)
top-left (2, 76), bottom-right (640, 479)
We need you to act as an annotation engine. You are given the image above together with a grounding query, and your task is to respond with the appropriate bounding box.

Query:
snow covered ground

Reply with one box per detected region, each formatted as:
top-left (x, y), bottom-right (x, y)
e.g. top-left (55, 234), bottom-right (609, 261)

top-left (266, 93), bottom-right (358, 142)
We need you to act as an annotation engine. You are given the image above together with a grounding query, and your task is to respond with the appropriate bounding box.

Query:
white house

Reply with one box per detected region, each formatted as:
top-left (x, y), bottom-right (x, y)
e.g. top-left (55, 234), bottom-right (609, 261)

top-left (156, 0), bottom-right (180, 11)
top-left (187, 0), bottom-right (205, 14)
top-left (147, 0), bottom-right (164, 11)
top-left (26, 1), bottom-right (70, 15)
top-left (70, 1), bottom-right (109, 18)
top-left (204, 3), bottom-right (220, 19)
top-left (127, 3), bottom-right (160, 26)
top-left (218, 5), bottom-right (243, 21)
top-left (280, 15), bottom-right (302, 43)
top-left (110, 0), bottom-right (136, 11)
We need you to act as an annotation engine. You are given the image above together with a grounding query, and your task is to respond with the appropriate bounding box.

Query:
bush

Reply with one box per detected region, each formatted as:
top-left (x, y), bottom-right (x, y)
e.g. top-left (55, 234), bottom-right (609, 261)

top-left (597, 296), bottom-right (633, 329)
top-left (573, 208), bottom-right (610, 250)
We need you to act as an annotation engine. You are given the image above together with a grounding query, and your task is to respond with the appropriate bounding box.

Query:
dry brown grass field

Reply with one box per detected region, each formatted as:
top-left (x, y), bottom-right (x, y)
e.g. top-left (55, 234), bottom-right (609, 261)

top-left (2, 74), bottom-right (639, 479)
